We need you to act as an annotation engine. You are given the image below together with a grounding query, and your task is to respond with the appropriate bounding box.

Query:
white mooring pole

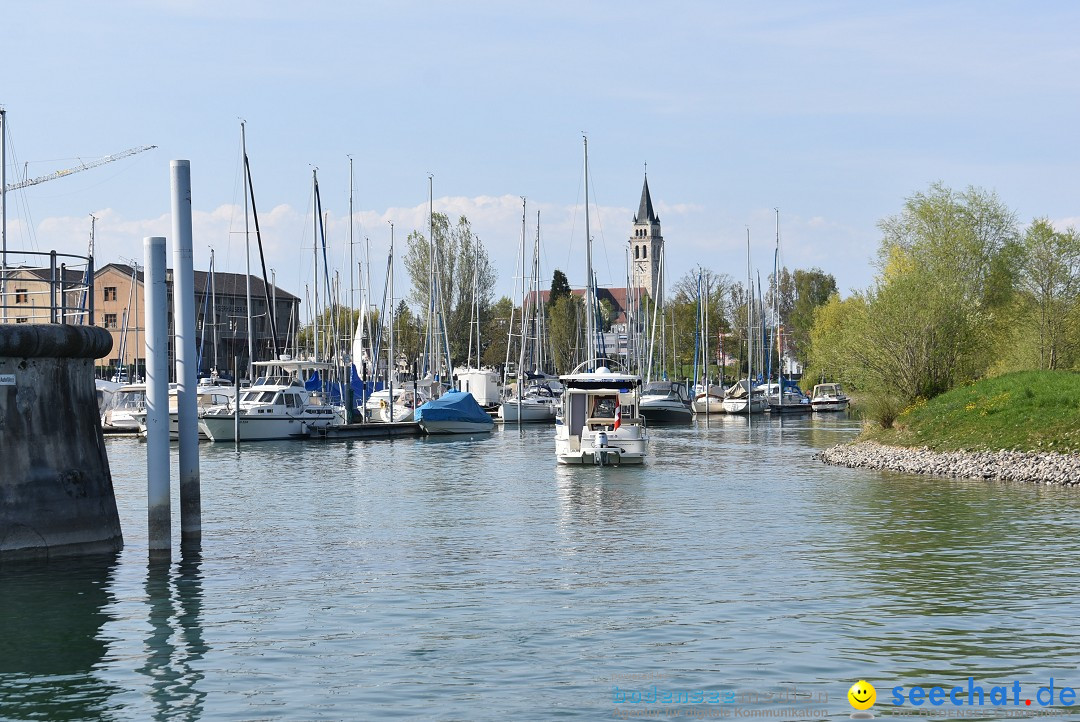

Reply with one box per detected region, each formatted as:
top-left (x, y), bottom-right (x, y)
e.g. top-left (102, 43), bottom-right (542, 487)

top-left (144, 236), bottom-right (171, 557)
top-left (171, 160), bottom-right (201, 542)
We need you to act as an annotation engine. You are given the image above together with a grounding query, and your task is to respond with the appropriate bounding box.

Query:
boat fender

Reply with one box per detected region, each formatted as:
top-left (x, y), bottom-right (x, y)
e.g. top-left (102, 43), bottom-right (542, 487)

top-left (597, 431), bottom-right (608, 448)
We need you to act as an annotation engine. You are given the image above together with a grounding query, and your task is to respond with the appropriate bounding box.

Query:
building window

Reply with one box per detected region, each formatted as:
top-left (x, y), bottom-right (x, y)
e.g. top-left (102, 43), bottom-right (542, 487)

top-left (104, 286), bottom-right (118, 302)
top-left (634, 246), bottom-right (640, 259)
top-left (15, 288), bottom-right (28, 303)
top-left (15, 317), bottom-right (28, 323)
top-left (642, 246), bottom-right (647, 259)
top-left (104, 313), bottom-right (118, 329)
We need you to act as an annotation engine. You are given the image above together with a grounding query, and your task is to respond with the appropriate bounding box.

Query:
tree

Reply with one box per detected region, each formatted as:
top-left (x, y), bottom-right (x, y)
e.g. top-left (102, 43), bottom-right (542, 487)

top-left (1017, 219), bottom-right (1080, 369)
top-left (481, 296), bottom-right (515, 368)
top-left (549, 269), bottom-right (571, 306)
top-left (402, 213), bottom-right (497, 368)
top-left (547, 294), bottom-right (583, 373)
top-left (809, 183), bottom-right (1021, 404)
top-left (788, 268), bottom-right (837, 364)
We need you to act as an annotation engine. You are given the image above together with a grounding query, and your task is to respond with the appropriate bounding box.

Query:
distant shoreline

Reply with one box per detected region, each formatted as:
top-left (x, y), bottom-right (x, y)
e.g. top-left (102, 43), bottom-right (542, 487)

top-left (820, 441), bottom-right (1080, 486)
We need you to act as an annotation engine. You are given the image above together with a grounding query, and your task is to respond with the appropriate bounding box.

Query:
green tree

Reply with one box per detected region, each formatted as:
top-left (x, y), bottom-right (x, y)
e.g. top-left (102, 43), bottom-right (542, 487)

top-left (402, 213), bottom-right (497, 367)
top-left (549, 269), bottom-right (571, 306)
top-left (548, 294), bottom-right (583, 373)
top-left (481, 296), bottom-right (515, 368)
top-left (788, 268), bottom-right (837, 364)
top-left (1016, 219), bottom-right (1080, 369)
top-left (811, 183), bottom-right (1021, 405)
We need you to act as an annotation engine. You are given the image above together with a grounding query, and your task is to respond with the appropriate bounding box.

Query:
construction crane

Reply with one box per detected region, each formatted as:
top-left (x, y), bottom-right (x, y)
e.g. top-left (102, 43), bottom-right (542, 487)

top-left (4, 144), bottom-right (157, 192)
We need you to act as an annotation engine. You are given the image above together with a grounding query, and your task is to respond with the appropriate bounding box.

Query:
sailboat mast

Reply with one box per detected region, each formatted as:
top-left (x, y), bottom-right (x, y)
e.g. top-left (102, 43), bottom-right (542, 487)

top-left (583, 135), bottom-right (596, 367)
top-left (312, 169), bottom-right (320, 360)
top-left (775, 208), bottom-right (783, 398)
top-left (388, 222), bottom-right (395, 421)
top-left (241, 122), bottom-right (254, 380)
top-left (746, 227), bottom-right (752, 396)
top-left (349, 157), bottom-right (355, 364)
top-left (516, 198), bottom-right (527, 407)
top-left (210, 249), bottom-right (218, 371)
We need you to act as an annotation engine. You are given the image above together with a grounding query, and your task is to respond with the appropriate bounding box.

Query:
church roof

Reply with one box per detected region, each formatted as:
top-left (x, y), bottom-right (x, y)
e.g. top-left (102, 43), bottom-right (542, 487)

top-left (633, 174), bottom-right (659, 225)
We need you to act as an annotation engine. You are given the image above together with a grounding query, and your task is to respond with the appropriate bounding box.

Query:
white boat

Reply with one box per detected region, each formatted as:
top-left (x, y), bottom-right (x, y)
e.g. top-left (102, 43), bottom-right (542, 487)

top-left (132, 381), bottom-right (237, 439)
top-left (639, 380), bottom-right (693, 423)
top-left (555, 364), bottom-right (647, 465)
top-left (414, 390), bottom-right (494, 434)
top-left (101, 383), bottom-right (146, 431)
top-left (197, 360), bottom-right (344, 442)
top-left (691, 384), bottom-right (726, 414)
top-left (365, 377), bottom-right (435, 422)
top-left (455, 367), bottom-right (502, 413)
top-left (499, 382), bottom-right (559, 423)
top-left (758, 381), bottom-right (812, 414)
top-left (554, 137), bottom-right (648, 466)
top-left (721, 379), bottom-right (768, 414)
top-left (810, 382), bottom-right (850, 412)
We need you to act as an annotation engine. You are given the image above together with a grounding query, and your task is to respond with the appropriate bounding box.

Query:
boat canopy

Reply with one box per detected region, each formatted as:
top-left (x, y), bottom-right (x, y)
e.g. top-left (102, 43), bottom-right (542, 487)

top-left (414, 390), bottom-right (492, 424)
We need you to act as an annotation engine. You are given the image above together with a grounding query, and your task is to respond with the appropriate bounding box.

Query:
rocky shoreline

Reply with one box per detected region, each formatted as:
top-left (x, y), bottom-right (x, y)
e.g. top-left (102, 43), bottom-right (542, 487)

top-left (819, 441), bottom-right (1080, 486)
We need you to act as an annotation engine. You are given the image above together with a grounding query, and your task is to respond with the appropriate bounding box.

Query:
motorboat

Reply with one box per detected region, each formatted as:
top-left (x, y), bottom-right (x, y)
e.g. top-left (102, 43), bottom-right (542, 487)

top-left (691, 384), bottom-right (726, 415)
top-left (721, 379), bottom-right (768, 414)
top-left (364, 376), bottom-right (436, 422)
top-left (455, 367), bottom-right (502, 414)
top-left (198, 360), bottom-right (345, 441)
top-left (639, 380), bottom-right (693, 423)
top-left (810, 382), bottom-right (850, 412)
top-left (414, 390), bottom-right (495, 434)
top-left (101, 383), bottom-right (146, 431)
top-left (499, 382), bottom-right (559, 423)
top-left (759, 380), bottom-right (812, 414)
top-left (132, 381), bottom-right (237, 439)
top-left (555, 364), bottom-right (647, 465)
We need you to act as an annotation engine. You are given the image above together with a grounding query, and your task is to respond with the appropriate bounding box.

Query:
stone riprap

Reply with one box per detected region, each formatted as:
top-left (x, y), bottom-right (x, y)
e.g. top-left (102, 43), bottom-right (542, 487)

top-left (820, 441), bottom-right (1080, 486)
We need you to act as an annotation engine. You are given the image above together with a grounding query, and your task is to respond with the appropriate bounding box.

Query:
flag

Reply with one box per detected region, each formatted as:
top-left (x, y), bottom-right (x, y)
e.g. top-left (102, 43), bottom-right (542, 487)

top-left (613, 402), bottom-right (621, 431)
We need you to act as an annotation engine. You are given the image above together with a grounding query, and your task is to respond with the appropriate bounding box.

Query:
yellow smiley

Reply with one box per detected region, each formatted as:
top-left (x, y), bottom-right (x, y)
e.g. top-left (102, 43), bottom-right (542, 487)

top-left (848, 680), bottom-right (876, 710)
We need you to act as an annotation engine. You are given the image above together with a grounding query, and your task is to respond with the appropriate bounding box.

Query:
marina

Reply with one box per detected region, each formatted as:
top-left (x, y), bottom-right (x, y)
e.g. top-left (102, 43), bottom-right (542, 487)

top-left (5, 415), bottom-right (1080, 719)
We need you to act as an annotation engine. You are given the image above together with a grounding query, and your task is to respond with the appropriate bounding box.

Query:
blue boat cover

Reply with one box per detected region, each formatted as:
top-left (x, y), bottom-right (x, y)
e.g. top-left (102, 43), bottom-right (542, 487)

top-left (414, 390), bottom-right (493, 425)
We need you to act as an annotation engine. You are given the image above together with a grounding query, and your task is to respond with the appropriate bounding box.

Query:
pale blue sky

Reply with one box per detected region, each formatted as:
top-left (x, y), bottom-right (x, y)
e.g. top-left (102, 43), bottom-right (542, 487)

top-left (3, 1), bottom-right (1078, 310)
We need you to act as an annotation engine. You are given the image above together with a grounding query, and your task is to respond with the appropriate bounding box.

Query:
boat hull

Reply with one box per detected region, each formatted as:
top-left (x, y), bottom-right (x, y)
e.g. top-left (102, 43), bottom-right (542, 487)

top-left (721, 397), bottom-right (768, 414)
top-left (691, 394), bottom-right (725, 414)
top-left (555, 434), bottom-right (646, 465)
top-left (811, 400), bottom-right (849, 412)
top-left (198, 413), bottom-right (335, 442)
top-left (498, 400), bottom-right (556, 423)
top-left (418, 420), bottom-right (494, 435)
top-left (639, 401), bottom-right (693, 423)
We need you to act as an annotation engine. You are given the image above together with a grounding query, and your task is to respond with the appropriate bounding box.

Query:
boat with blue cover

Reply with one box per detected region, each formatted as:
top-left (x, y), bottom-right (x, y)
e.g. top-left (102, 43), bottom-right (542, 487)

top-left (414, 390), bottom-right (495, 434)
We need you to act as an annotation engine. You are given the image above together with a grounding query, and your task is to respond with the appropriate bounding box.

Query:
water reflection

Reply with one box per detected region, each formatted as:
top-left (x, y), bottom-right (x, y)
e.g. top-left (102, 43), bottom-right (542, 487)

top-left (0, 555), bottom-right (122, 720)
top-left (138, 544), bottom-right (207, 721)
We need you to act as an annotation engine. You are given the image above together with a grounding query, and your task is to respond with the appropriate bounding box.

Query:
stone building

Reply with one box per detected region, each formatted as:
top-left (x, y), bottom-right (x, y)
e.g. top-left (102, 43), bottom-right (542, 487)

top-left (629, 173), bottom-right (664, 303)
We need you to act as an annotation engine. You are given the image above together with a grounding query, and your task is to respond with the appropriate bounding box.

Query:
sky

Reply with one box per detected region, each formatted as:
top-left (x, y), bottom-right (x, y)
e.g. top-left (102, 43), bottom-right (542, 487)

top-left (2, 1), bottom-right (1079, 314)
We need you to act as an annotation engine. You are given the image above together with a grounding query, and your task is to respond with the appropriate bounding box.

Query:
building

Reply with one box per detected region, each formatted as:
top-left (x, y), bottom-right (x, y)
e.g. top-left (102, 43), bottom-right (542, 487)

top-left (95, 263), bottom-right (300, 379)
top-left (629, 173), bottom-right (664, 303)
top-left (1, 266), bottom-right (87, 324)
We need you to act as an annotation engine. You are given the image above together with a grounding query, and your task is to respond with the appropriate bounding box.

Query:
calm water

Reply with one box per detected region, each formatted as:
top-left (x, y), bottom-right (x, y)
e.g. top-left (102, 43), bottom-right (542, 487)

top-left (4, 415), bottom-right (1080, 720)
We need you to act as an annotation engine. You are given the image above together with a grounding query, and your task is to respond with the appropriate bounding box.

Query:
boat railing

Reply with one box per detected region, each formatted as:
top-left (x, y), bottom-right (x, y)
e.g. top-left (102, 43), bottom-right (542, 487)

top-left (0, 250), bottom-right (95, 325)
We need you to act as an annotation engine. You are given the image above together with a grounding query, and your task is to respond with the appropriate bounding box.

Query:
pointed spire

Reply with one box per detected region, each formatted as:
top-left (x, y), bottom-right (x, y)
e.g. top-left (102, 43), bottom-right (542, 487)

top-left (634, 171), bottom-right (658, 225)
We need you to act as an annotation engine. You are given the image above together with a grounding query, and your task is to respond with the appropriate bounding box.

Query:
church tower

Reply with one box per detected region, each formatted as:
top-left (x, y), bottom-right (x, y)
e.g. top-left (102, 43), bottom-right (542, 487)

top-left (629, 173), bottom-right (663, 302)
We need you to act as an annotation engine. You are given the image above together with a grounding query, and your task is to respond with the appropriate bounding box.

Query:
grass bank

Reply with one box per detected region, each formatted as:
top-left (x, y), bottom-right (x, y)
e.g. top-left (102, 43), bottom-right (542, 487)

top-left (861, 370), bottom-right (1080, 453)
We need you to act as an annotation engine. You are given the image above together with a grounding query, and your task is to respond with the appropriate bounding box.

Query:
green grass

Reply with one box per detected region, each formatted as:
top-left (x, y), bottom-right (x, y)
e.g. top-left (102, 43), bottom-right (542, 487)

top-left (863, 370), bottom-right (1080, 453)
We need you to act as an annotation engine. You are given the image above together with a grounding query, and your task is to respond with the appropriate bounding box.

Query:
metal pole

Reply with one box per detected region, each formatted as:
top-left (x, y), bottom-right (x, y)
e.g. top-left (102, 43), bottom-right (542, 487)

top-left (241, 122), bottom-right (254, 382)
top-left (171, 160), bottom-right (201, 542)
top-left (144, 236), bottom-right (171, 557)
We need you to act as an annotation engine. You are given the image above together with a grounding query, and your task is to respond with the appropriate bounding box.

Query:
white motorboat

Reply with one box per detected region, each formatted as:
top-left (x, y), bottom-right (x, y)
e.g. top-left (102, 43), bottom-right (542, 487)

top-left (691, 384), bottom-right (726, 415)
top-left (721, 379), bottom-right (768, 414)
top-left (555, 364), bottom-right (647, 465)
top-left (498, 382), bottom-right (559, 423)
top-left (364, 377), bottom-right (436, 422)
top-left (198, 360), bottom-right (345, 442)
top-left (132, 382), bottom-right (237, 439)
top-left (639, 380), bottom-right (693, 423)
top-left (758, 381), bottom-right (812, 414)
top-left (810, 383), bottom-right (850, 412)
top-left (101, 383), bottom-right (146, 431)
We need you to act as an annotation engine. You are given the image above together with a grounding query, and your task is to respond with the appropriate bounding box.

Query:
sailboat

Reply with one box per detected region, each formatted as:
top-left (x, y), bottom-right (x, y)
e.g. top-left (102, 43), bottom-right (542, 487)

top-left (722, 230), bottom-right (767, 415)
top-left (500, 203), bottom-right (558, 423)
top-left (555, 137), bottom-right (648, 465)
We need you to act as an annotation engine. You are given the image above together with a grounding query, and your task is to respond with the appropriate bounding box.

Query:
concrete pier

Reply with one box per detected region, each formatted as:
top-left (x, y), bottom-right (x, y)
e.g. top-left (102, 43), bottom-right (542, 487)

top-left (0, 324), bottom-right (123, 563)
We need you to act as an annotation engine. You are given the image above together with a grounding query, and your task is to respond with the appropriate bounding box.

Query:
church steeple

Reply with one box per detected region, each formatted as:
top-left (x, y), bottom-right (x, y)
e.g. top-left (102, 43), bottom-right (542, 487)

top-left (634, 174), bottom-right (659, 225)
top-left (629, 169), bottom-right (664, 303)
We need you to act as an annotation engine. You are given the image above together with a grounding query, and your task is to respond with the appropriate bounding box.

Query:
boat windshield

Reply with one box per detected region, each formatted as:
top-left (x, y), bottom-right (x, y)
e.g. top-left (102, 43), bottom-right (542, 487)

top-left (642, 382), bottom-right (675, 396)
top-left (241, 390), bottom-right (279, 404)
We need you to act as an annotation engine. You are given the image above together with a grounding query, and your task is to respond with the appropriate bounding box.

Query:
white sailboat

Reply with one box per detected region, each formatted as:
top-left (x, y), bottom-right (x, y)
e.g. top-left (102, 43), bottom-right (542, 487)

top-left (554, 136), bottom-right (648, 465)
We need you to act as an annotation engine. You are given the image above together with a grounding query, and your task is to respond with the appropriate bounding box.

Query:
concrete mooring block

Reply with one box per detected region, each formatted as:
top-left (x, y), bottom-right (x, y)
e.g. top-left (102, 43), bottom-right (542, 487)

top-left (0, 324), bottom-right (123, 563)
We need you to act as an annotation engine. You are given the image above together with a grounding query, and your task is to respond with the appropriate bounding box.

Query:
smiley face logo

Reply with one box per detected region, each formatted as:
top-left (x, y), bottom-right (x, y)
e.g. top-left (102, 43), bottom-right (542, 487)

top-left (848, 680), bottom-right (876, 710)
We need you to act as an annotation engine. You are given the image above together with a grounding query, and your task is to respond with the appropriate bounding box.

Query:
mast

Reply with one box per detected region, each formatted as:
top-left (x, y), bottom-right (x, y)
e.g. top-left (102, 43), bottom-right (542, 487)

top-left (388, 221), bottom-right (395, 421)
top-left (312, 169), bottom-right (319, 360)
top-left (241, 122), bottom-right (254, 381)
top-left (516, 198), bottom-right (527, 430)
top-left (1, 108), bottom-right (6, 323)
top-left (210, 249), bottom-right (219, 371)
top-left (775, 208), bottom-right (783, 402)
top-left (746, 228), bottom-right (752, 408)
top-left (348, 157), bottom-right (355, 366)
top-left (583, 135), bottom-right (596, 368)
